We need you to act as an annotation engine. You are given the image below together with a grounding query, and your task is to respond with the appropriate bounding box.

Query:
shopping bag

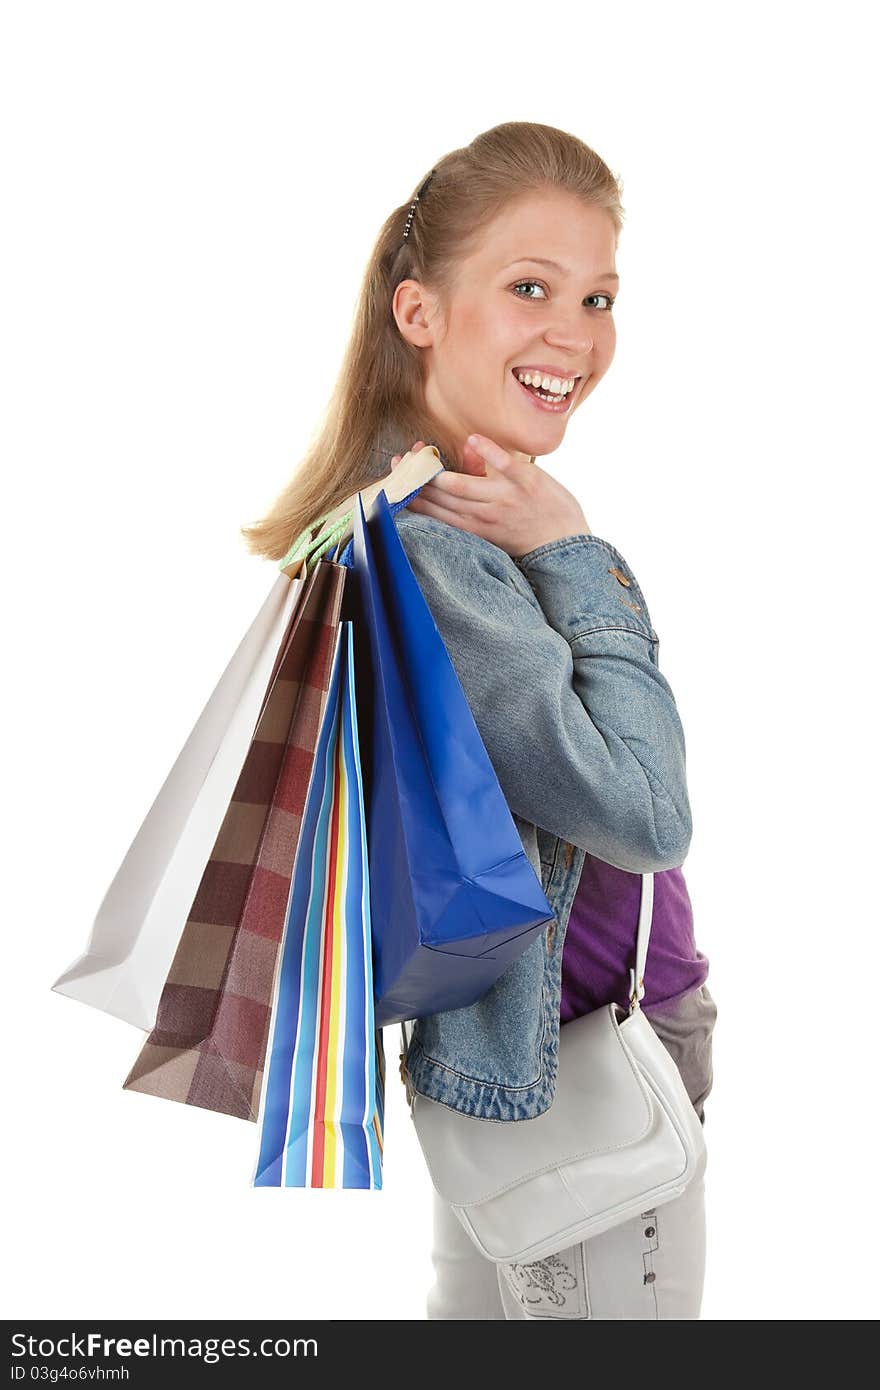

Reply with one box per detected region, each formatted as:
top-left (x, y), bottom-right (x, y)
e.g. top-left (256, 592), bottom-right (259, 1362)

top-left (252, 618), bottom-right (385, 1188)
top-left (122, 557), bottom-right (347, 1120)
top-left (51, 569), bottom-right (306, 1030)
top-left (347, 485), bottom-right (556, 1027)
top-left (119, 447), bottom-right (444, 1119)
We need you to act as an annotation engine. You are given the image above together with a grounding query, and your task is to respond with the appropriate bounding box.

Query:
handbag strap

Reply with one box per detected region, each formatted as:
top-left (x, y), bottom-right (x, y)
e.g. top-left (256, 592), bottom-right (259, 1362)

top-left (629, 872), bottom-right (654, 1012)
top-left (278, 445), bottom-right (445, 580)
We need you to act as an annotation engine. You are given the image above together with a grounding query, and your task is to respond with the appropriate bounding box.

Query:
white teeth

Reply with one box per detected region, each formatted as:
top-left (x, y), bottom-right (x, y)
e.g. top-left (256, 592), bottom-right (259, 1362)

top-left (515, 370), bottom-right (576, 396)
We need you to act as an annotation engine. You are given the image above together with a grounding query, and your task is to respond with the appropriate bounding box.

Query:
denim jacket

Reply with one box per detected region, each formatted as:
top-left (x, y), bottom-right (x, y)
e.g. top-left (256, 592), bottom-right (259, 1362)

top-left (392, 507), bottom-right (692, 1123)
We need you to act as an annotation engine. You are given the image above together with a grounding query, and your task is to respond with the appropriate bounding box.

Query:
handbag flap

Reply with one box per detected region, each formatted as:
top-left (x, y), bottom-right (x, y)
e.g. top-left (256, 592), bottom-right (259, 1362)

top-left (411, 1004), bottom-right (655, 1207)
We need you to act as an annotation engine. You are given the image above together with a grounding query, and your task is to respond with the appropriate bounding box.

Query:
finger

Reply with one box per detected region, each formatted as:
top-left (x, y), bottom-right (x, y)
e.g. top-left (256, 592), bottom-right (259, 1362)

top-left (459, 440), bottom-right (488, 476)
top-left (402, 492), bottom-right (493, 534)
top-left (467, 433), bottom-right (512, 472)
top-left (417, 471), bottom-right (498, 506)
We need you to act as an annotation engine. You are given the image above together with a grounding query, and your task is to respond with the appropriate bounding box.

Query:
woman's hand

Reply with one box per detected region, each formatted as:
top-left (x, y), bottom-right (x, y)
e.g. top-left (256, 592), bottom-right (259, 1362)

top-left (390, 435), bottom-right (591, 560)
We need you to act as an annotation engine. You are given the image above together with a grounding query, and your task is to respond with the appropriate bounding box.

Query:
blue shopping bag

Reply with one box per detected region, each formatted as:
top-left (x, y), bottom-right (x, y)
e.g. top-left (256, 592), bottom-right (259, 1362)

top-left (341, 486), bottom-right (555, 1027)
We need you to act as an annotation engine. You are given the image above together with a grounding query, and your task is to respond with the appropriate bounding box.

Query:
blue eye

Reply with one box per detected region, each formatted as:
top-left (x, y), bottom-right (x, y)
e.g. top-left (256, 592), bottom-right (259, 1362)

top-left (512, 280), bottom-right (615, 310)
top-left (512, 279), bottom-right (547, 300)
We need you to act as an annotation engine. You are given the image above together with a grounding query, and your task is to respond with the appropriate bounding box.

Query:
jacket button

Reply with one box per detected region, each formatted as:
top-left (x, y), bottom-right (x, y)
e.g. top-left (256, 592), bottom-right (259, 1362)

top-left (644, 1271), bottom-right (656, 1284)
top-left (608, 566), bottom-right (631, 587)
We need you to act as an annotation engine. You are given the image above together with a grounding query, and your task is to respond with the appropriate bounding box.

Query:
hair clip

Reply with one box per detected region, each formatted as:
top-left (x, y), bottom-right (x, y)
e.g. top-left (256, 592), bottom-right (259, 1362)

top-left (401, 169), bottom-right (436, 244)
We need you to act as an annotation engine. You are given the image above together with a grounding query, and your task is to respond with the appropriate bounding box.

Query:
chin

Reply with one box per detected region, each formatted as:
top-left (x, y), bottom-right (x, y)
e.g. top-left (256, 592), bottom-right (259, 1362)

top-left (533, 435), bottom-right (566, 457)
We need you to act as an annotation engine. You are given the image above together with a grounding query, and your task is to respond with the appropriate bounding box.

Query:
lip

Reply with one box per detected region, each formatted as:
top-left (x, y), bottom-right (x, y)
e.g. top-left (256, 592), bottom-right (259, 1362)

top-left (510, 367), bottom-right (583, 414)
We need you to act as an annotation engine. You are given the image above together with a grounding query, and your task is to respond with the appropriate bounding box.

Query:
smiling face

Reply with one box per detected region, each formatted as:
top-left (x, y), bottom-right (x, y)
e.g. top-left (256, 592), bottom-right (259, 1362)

top-left (392, 188), bottom-right (619, 465)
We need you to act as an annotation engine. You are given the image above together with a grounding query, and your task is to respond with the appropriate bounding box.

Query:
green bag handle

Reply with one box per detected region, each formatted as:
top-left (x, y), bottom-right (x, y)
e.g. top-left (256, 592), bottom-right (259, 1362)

top-left (278, 445), bottom-right (445, 580)
top-left (281, 510), bottom-right (352, 576)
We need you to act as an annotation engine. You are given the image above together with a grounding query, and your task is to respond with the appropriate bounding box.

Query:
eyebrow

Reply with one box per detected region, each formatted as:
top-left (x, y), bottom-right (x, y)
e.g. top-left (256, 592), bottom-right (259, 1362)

top-left (503, 256), bottom-right (620, 283)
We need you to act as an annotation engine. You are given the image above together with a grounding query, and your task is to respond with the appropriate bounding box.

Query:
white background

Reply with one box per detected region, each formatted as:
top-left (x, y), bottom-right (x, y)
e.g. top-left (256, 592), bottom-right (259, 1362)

top-left (3, 1), bottom-right (876, 1322)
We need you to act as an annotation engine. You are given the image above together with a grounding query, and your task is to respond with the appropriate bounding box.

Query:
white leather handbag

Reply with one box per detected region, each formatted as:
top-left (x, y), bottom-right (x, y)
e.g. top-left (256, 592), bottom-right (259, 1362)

top-left (403, 871), bottom-right (708, 1265)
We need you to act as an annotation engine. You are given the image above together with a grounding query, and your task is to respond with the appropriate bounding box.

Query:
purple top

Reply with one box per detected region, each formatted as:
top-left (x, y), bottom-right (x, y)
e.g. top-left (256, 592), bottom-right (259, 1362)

top-left (560, 854), bottom-right (709, 1022)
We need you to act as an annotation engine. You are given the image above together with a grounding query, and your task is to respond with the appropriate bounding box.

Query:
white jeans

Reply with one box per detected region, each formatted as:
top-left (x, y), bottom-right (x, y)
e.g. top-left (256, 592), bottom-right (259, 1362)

top-left (424, 983), bottom-right (717, 1321)
top-left (426, 1168), bottom-right (707, 1320)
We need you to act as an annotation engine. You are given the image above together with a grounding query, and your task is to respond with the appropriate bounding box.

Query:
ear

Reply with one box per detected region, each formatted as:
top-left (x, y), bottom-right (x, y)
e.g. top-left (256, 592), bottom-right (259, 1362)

top-left (392, 280), bottom-right (440, 349)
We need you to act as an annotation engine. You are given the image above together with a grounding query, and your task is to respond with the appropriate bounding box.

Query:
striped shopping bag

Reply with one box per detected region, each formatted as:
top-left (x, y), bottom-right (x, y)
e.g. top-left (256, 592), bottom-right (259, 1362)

top-left (252, 616), bottom-right (385, 1189)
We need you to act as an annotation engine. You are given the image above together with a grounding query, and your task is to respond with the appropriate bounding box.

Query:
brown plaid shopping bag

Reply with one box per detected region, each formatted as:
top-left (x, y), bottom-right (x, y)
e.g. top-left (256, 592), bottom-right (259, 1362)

top-left (122, 556), bottom-right (347, 1121)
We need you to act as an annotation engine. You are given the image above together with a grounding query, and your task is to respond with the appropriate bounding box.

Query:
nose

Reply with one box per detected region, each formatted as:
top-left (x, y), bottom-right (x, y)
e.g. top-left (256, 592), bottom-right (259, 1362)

top-left (545, 329), bottom-right (594, 357)
top-left (543, 316), bottom-right (596, 359)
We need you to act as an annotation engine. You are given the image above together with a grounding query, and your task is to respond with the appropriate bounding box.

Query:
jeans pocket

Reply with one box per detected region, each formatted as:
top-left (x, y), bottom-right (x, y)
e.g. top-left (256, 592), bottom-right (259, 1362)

top-left (498, 1245), bottom-right (591, 1319)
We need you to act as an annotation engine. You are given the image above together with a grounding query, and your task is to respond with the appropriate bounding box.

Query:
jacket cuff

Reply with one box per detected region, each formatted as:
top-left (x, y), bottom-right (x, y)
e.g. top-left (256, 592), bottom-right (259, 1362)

top-left (513, 534), bottom-right (658, 645)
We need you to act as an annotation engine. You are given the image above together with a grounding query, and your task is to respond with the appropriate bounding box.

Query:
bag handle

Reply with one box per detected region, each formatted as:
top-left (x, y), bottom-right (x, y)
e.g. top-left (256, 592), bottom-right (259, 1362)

top-left (628, 872), bottom-right (653, 1012)
top-left (279, 444), bottom-right (445, 580)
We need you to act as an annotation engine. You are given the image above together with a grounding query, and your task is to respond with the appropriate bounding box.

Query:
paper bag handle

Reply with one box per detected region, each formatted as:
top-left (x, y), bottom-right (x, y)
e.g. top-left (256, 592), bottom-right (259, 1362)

top-left (279, 444), bottom-right (445, 580)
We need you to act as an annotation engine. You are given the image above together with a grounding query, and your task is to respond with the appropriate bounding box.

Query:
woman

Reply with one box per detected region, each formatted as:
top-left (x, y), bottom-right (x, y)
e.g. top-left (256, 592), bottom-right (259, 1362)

top-left (241, 121), bottom-right (718, 1320)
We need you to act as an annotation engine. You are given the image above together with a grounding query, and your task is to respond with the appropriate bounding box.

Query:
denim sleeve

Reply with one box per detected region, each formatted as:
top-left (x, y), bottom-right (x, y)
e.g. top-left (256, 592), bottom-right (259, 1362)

top-left (393, 515), bottom-right (692, 873)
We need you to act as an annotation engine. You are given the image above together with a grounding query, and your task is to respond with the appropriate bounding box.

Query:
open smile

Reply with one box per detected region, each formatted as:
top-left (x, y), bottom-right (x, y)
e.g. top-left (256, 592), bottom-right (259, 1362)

top-left (510, 368), bottom-right (582, 415)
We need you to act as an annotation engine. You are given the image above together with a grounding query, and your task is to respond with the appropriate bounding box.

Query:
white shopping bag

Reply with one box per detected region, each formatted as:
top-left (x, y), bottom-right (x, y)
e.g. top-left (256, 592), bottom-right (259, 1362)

top-left (51, 568), bottom-right (304, 1030)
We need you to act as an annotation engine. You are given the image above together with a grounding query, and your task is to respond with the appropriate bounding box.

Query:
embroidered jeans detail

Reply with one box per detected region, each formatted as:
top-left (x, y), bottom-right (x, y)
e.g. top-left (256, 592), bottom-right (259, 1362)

top-left (499, 1246), bottom-right (590, 1319)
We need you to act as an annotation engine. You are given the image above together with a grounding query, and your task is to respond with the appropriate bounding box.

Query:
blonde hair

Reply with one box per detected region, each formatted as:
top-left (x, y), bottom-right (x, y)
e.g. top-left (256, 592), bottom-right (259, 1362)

top-left (240, 121), bottom-right (625, 563)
